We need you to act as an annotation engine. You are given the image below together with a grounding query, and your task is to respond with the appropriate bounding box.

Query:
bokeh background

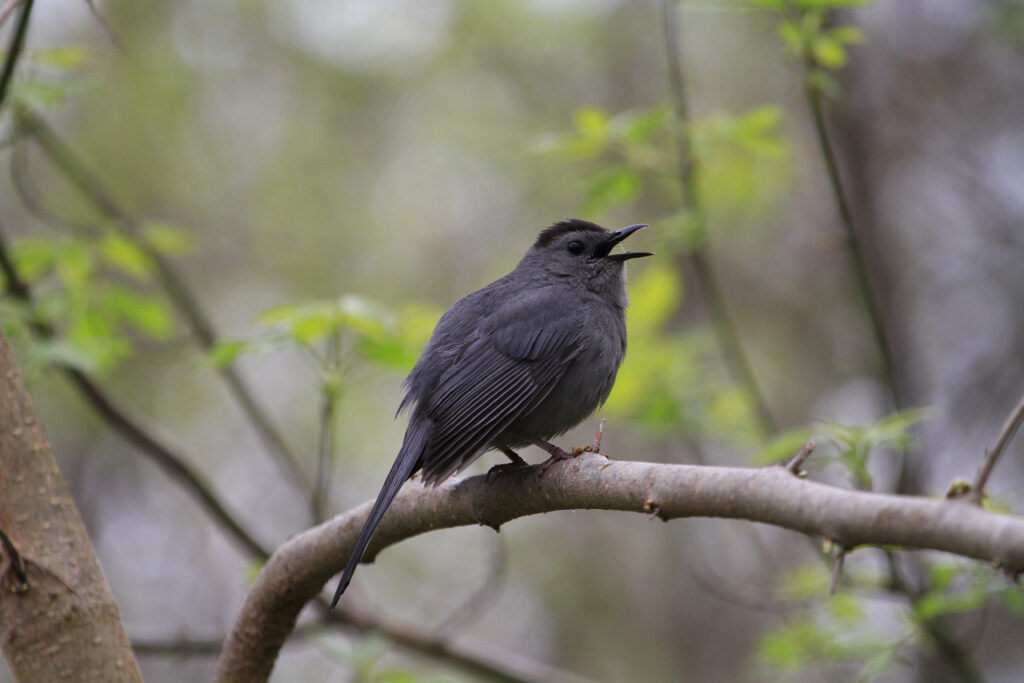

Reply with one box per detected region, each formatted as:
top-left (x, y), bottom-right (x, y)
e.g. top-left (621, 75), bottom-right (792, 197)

top-left (2, 0), bottom-right (1024, 681)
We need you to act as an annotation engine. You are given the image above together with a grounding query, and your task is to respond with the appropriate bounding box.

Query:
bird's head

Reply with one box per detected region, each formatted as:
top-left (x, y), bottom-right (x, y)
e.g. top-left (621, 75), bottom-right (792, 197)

top-left (521, 219), bottom-right (652, 299)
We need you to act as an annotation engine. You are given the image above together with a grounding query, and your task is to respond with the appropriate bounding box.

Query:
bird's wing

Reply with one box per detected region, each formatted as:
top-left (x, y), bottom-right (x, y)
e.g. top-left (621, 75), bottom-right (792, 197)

top-left (419, 290), bottom-right (583, 484)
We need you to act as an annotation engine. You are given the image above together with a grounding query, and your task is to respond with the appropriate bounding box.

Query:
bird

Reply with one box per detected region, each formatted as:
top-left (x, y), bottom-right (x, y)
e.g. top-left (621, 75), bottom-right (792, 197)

top-left (331, 219), bottom-right (651, 606)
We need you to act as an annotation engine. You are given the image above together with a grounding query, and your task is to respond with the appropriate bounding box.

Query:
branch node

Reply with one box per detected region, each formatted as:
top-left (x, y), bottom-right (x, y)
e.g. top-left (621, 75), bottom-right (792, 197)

top-left (0, 526), bottom-right (29, 590)
top-left (786, 440), bottom-right (816, 475)
top-left (643, 498), bottom-right (667, 522)
top-left (945, 478), bottom-right (972, 500)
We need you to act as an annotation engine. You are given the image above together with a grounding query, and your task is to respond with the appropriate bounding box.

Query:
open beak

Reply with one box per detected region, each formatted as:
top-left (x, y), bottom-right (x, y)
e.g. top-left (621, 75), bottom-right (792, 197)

top-left (595, 223), bottom-right (654, 262)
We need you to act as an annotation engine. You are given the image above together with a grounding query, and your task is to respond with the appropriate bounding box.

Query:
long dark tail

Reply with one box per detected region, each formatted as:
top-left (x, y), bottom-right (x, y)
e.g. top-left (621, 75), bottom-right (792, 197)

top-left (331, 416), bottom-right (430, 607)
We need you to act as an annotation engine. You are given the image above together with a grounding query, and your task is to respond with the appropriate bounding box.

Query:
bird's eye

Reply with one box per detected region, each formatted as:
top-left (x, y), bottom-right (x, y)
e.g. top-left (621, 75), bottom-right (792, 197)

top-left (567, 240), bottom-right (584, 255)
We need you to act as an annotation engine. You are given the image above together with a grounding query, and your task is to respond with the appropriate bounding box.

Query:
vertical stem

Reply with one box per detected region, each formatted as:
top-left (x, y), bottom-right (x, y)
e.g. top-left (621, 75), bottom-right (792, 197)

top-left (0, 0), bottom-right (33, 113)
top-left (312, 330), bottom-right (341, 523)
top-left (802, 58), bottom-right (900, 410)
top-left (661, 0), bottom-right (778, 436)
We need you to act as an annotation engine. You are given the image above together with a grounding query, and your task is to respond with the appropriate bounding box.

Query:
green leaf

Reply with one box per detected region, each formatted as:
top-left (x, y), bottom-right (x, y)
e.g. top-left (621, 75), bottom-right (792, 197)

top-left (31, 46), bottom-right (92, 69)
top-left (929, 562), bottom-right (961, 592)
top-left (209, 340), bottom-right (252, 368)
top-left (141, 221), bottom-right (196, 255)
top-left (358, 336), bottom-right (419, 372)
top-left (574, 107), bottom-right (610, 143)
top-left (10, 237), bottom-right (60, 282)
top-left (827, 592), bottom-right (863, 623)
top-left (100, 234), bottom-right (156, 282)
top-left (814, 36), bottom-right (848, 70)
top-left (104, 286), bottom-right (173, 339)
top-left (779, 565), bottom-right (831, 600)
top-left (829, 26), bottom-right (865, 45)
top-left (54, 240), bottom-right (95, 289)
top-left (616, 103), bottom-right (671, 144)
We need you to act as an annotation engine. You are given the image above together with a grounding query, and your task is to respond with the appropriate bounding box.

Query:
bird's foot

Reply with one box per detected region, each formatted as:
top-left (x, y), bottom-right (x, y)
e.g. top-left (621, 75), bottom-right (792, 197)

top-left (534, 441), bottom-right (576, 477)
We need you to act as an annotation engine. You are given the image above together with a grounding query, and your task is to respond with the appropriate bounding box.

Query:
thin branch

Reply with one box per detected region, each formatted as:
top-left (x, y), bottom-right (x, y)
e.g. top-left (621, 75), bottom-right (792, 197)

top-left (12, 106), bottom-right (313, 496)
top-left (0, 0), bottom-right (33, 112)
top-left (312, 332), bottom-right (340, 523)
top-left (216, 453), bottom-right (1024, 681)
top-left (660, 0), bottom-right (777, 435)
top-left (82, 0), bottom-right (125, 53)
top-left (0, 0), bottom-right (24, 29)
top-left (785, 439), bottom-right (815, 474)
top-left (800, 56), bottom-right (899, 410)
top-left (970, 391), bottom-right (1024, 504)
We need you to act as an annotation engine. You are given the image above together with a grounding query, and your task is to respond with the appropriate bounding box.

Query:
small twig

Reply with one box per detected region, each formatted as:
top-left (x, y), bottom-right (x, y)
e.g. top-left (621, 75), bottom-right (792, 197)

top-left (0, 0), bottom-right (34, 113)
top-left (785, 440), bottom-right (816, 475)
top-left (312, 331), bottom-right (341, 523)
top-left (970, 391), bottom-right (1024, 504)
top-left (0, 0), bottom-right (25, 28)
top-left (592, 417), bottom-right (606, 453)
top-left (829, 546), bottom-right (846, 595)
top-left (661, 0), bottom-right (777, 436)
top-left (10, 139), bottom-right (95, 235)
top-left (0, 526), bottom-right (29, 588)
top-left (82, 0), bottom-right (125, 53)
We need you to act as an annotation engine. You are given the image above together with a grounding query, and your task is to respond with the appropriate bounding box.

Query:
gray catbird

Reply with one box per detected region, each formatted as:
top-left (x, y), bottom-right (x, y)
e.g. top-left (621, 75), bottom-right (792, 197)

top-left (331, 219), bottom-right (651, 606)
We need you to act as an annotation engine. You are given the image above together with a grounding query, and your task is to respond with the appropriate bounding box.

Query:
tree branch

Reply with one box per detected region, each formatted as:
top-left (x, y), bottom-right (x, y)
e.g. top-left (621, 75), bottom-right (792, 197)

top-left (215, 453), bottom-right (1024, 681)
top-left (0, 0), bottom-right (32, 112)
top-left (970, 391), bottom-right (1024, 504)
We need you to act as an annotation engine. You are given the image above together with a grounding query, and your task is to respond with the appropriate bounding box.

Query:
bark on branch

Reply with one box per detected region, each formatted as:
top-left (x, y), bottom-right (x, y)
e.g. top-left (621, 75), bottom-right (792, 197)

top-left (0, 335), bottom-right (142, 681)
top-left (215, 452), bottom-right (1024, 682)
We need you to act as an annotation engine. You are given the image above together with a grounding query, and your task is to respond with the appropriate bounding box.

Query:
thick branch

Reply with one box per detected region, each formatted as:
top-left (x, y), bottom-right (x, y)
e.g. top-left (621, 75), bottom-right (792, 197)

top-left (0, 334), bottom-right (143, 681)
top-left (216, 453), bottom-right (1024, 681)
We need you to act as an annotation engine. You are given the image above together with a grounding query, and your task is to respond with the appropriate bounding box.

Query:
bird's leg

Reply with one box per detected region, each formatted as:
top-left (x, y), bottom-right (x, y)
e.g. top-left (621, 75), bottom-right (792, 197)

top-left (486, 446), bottom-right (529, 483)
top-left (515, 434), bottom-right (578, 476)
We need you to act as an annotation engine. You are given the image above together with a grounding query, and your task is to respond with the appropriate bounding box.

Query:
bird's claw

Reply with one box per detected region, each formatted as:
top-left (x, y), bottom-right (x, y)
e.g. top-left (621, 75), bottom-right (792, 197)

top-left (536, 446), bottom-right (576, 477)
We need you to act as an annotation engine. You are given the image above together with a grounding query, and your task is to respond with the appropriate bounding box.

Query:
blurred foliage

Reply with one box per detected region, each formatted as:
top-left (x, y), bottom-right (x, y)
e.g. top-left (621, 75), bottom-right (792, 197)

top-left (212, 295), bottom-right (438, 393)
top-left (758, 557), bottom-right (1024, 681)
top-left (0, 225), bottom-right (186, 375)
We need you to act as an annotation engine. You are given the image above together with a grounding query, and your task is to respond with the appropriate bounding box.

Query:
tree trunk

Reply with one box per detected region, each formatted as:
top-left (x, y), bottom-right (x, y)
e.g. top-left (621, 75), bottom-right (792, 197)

top-left (0, 334), bottom-right (142, 682)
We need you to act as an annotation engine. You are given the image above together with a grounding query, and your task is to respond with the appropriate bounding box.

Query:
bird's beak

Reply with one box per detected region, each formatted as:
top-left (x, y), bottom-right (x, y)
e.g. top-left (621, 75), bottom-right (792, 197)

top-left (595, 223), bottom-right (654, 261)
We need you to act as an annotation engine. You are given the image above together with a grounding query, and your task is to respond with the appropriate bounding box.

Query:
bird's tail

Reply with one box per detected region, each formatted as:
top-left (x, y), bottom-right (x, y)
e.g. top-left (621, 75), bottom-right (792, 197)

top-left (331, 416), bottom-right (430, 607)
